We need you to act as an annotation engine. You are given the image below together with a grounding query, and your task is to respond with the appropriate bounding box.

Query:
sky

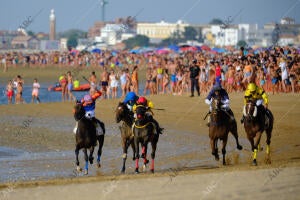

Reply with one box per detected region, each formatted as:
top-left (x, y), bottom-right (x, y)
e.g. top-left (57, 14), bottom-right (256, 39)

top-left (0, 0), bottom-right (299, 33)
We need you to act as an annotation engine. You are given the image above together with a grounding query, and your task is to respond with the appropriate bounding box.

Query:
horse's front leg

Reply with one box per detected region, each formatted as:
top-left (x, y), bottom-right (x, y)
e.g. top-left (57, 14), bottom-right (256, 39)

top-left (150, 135), bottom-right (158, 173)
top-left (121, 138), bottom-right (129, 173)
top-left (222, 136), bottom-right (228, 165)
top-left (142, 143), bottom-right (149, 172)
top-left (134, 133), bottom-right (140, 174)
top-left (89, 146), bottom-right (94, 165)
top-left (97, 135), bottom-right (104, 168)
top-left (83, 148), bottom-right (89, 175)
top-left (75, 145), bottom-right (81, 172)
top-left (210, 138), bottom-right (219, 161)
top-left (230, 122), bottom-right (243, 150)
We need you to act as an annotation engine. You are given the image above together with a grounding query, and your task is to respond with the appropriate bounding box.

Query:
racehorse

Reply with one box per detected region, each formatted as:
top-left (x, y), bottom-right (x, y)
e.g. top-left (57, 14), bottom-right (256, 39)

top-left (209, 96), bottom-right (243, 165)
top-left (243, 99), bottom-right (274, 165)
top-left (73, 102), bottom-right (105, 174)
top-left (132, 105), bottom-right (159, 173)
top-left (115, 102), bottom-right (136, 173)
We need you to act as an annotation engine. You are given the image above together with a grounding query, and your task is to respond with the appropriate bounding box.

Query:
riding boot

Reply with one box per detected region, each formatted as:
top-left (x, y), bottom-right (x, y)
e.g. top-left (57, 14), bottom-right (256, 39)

top-left (240, 116), bottom-right (245, 124)
top-left (93, 118), bottom-right (104, 136)
top-left (153, 119), bottom-right (163, 134)
top-left (207, 115), bottom-right (211, 127)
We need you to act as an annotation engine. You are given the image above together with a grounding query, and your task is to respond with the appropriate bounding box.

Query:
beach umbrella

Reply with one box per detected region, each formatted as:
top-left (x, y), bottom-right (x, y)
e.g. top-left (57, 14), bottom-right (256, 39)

top-left (168, 45), bottom-right (180, 52)
top-left (180, 45), bottom-right (198, 52)
top-left (70, 49), bottom-right (79, 56)
top-left (156, 48), bottom-right (171, 55)
top-left (201, 45), bottom-right (211, 51)
top-left (212, 47), bottom-right (226, 53)
top-left (91, 48), bottom-right (101, 54)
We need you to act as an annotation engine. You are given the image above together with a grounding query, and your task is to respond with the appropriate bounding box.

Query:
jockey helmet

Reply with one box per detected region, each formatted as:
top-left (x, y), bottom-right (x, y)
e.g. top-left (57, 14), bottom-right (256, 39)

top-left (137, 96), bottom-right (147, 105)
top-left (247, 83), bottom-right (257, 92)
top-left (84, 94), bottom-right (92, 102)
top-left (213, 83), bottom-right (222, 91)
top-left (124, 92), bottom-right (138, 104)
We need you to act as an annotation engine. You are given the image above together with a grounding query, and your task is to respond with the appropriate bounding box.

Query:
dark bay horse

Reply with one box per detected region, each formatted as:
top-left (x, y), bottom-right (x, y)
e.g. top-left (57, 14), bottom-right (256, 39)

top-left (243, 99), bottom-right (274, 165)
top-left (115, 102), bottom-right (136, 173)
top-left (209, 97), bottom-right (243, 165)
top-left (133, 105), bottom-right (159, 173)
top-left (73, 103), bottom-right (105, 174)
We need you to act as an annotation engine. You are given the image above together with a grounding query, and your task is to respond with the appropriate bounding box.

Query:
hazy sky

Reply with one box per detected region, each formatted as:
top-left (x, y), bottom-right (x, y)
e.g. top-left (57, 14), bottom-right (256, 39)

top-left (1, 0), bottom-right (299, 33)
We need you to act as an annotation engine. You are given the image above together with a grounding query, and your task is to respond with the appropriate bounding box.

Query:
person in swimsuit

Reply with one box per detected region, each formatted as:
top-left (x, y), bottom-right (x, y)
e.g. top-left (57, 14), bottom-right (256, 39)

top-left (31, 78), bottom-right (41, 103)
top-left (101, 68), bottom-right (109, 99)
top-left (67, 71), bottom-right (75, 101)
top-left (6, 80), bottom-right (14, 104)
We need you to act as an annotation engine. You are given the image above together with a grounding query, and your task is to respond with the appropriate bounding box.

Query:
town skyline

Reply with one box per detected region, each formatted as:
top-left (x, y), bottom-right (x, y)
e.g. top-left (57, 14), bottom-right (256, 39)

top-left (0, 0), bottom-right (299, 33)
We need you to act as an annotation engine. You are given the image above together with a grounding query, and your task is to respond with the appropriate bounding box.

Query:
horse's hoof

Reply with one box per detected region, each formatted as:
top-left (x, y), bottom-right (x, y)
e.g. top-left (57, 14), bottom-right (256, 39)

top-left (76, 166), bottom-right (82, 172)
top-left (135, 169), bottom-right (139, 174)
top-left (223, 161), bottom-right (226, 165)
top-left (84, 169), bottom-right (88, 175)
top-left (150, 169), bottom-right (154, 173)
top-left (215, 156), bottom-right (219, 161)
top-left (121, 169), bottom-right (125, 174)
top-left (97, 162), bottom-right (101, 168)
top-left (237, 145), bottom-right (243, 150)
top-left (252, 159), bottom-right (257, 166)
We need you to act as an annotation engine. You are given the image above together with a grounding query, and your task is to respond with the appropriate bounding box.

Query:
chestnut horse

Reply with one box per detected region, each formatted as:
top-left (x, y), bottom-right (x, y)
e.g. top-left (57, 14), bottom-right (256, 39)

top-left (115, 102), bottom-right (136, 173)
top-left (73, 103), bottom-right (105, 175)
top-left (209, 96), bottom-right (243, 165)
top-left (243, 99), bottom-right (274, 165)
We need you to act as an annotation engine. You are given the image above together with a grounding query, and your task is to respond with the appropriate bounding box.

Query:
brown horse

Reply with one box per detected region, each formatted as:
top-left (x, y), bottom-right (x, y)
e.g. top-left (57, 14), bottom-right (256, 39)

top-left (74, 102), bottom-right (105, 175)
top-left (209, 96), bottom-right (243, 165)
top-left (243, 99), bottom-right (274, 165)
top-left (133, 105), bottom-right (159, 173)
top-left (115, 102), bottom-right (136, 173)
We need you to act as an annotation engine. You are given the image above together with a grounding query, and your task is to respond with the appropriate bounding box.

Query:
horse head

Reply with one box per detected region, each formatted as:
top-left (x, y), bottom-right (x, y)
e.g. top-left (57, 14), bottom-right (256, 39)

top-left (116, 102), bottom-right (133, 126)
top-left (243, 99), bottom-right (258, 121)
top-left (210, 97), bottom-right (222, 123)
top-left (74, 101), bottom-right (85, 121)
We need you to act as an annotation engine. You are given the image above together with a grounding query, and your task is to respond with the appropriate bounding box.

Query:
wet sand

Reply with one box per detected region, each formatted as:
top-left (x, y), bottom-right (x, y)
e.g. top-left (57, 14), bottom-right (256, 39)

top-left (0, 93), bottom-right (300, 199)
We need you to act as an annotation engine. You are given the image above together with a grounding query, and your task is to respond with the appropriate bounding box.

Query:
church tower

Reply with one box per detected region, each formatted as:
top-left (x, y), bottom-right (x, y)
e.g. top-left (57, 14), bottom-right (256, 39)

top-left (49, 9), bottom-right (56, 40)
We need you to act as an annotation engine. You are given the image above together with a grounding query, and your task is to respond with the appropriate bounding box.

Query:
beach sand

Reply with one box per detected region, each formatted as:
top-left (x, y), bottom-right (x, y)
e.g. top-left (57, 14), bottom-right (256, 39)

top-left (0, 92), bottom-right (299, 199)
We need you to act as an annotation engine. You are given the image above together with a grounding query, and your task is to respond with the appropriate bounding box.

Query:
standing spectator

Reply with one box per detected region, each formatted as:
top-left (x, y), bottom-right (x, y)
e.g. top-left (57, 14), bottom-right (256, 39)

top-left (120, 69), bottom-right (128, 97)
top-left (100, 67), bottom-right (109, 99)
top-left (131, 66), bottom-right (139, 94)
top-left (109, 69), bottom-right (118, 99)
top-left (189, 59), bottom-right (200, 97)
top-left (279, 58), bottom-right (288, 93)
top-left (6, 80), bottom-right (14, 104)
top-left (143, 68), bottom-right (152, 95)
top-left (67, 71), bottom-right (75, 101)
top-left (89, 71), bottom-right (98, 95)
top-left (162, 69), bottom-right (170, 94)
top-left (31, 78), bottom-right (41, 103)
top-left (59, 74), bottom-right (68, 101)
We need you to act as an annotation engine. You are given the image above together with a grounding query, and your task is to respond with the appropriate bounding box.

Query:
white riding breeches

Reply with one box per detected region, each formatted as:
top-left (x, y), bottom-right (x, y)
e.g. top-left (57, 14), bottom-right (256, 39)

top-left (85, 110), bottom-right (95, 119)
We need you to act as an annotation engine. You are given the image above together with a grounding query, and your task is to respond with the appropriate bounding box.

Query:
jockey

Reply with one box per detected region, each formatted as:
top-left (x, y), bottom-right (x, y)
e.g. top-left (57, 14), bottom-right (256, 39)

top-left (205, 83), bottom-right (236, 126)
top-left (74, 90), bottom-right (105, 135)
top-left (123, 91), bottom-right (139, 112)
top-left (241, 82), bottom-right (269, 125)
top-left (133, 96), bottom-right (164, 135)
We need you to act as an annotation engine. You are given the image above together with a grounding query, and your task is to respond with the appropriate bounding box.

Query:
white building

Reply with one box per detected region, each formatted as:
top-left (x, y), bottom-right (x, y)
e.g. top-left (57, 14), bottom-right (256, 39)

top-left (238, 24), bottom-right (258, 45)
top-left (211, 25), bottom-right (238, 46)
top-left (100, 24), bottom-right (135, 45)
